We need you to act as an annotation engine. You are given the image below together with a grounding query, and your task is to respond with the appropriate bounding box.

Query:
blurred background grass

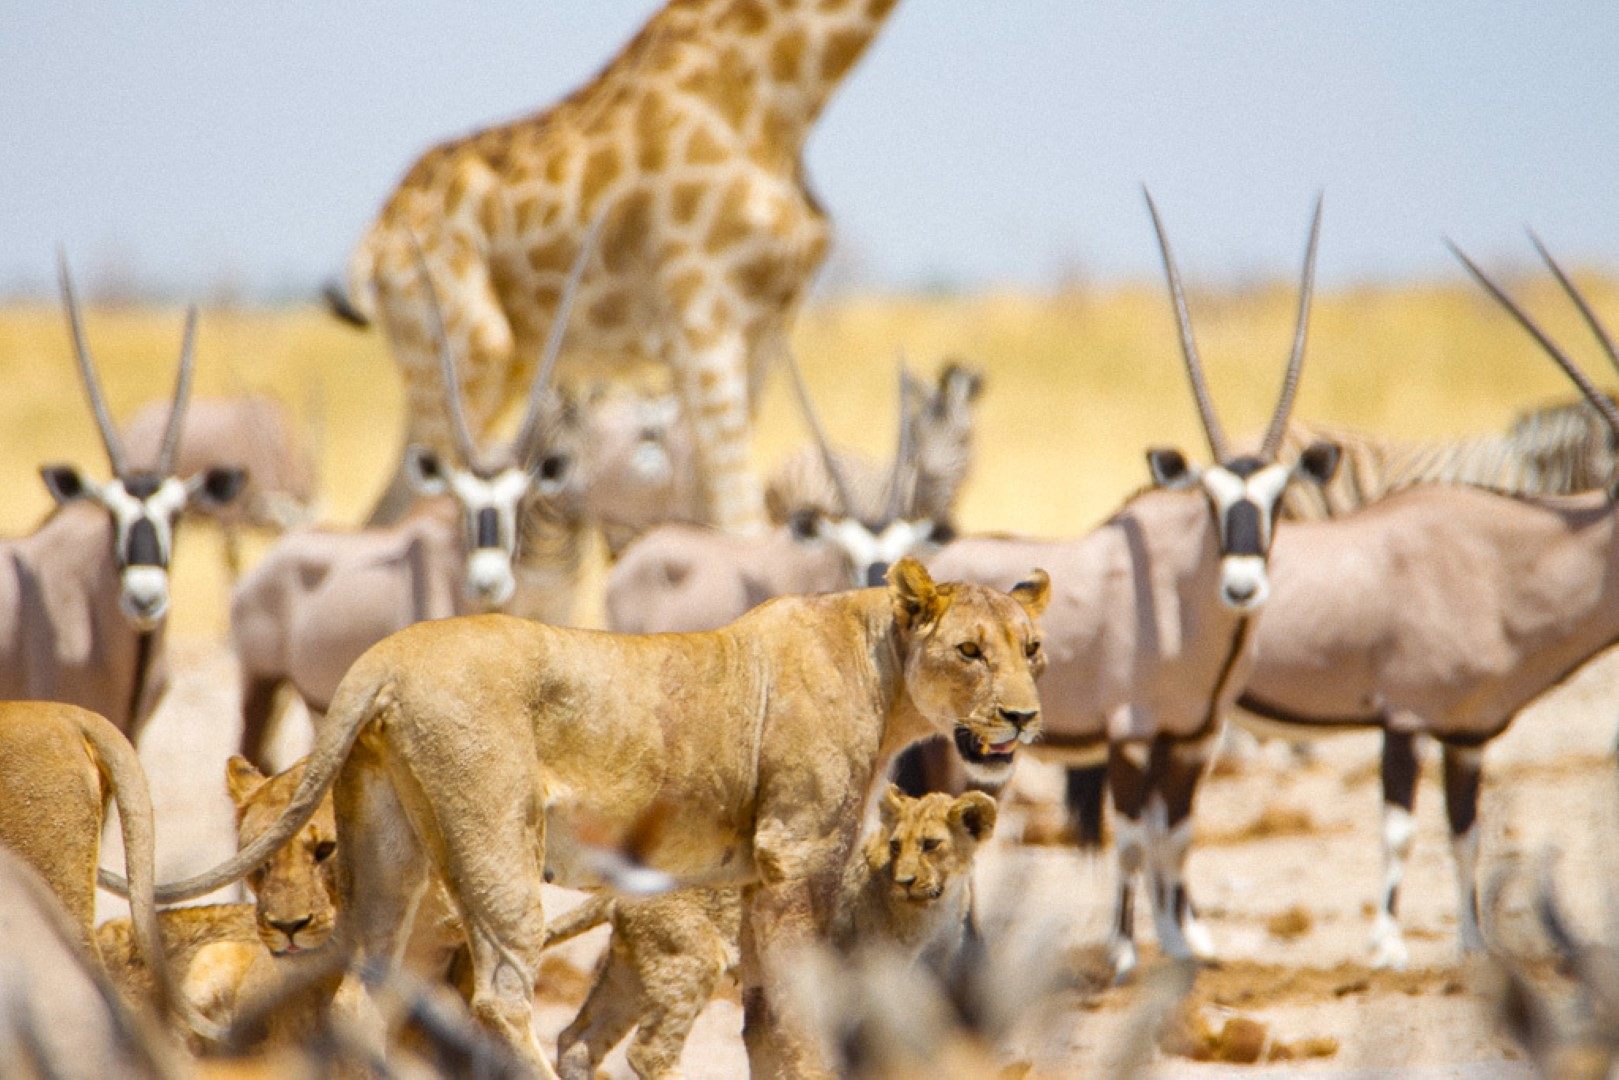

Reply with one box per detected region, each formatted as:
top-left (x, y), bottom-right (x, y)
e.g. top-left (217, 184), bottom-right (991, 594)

top-left (1, 276), bottom-right (1613, 637)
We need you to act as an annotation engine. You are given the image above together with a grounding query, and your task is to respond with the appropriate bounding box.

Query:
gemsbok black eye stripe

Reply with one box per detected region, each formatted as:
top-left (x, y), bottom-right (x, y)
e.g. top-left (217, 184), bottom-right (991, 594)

top-left (1223, 500), bottom-right (1264, 556)
top-left (125, 517), bottom-right (163, 567)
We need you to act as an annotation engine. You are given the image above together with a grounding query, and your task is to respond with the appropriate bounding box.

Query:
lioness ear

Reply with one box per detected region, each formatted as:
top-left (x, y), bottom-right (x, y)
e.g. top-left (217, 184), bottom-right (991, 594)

top-left (225, 755), bottom-right (266, 807)
top-left (1010, 569), bottom-right (1050, 619)
top-left (1296, 439), bottom-right (1341, 486)
top-left (888, 556), bottom-right (942, 629)
top-left (949, 790), bottom-right (998, 844)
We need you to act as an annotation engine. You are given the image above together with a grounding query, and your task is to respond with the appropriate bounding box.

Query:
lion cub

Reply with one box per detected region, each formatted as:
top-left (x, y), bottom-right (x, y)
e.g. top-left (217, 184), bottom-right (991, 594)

top-left (554, 785), bottom-right (997, 1080)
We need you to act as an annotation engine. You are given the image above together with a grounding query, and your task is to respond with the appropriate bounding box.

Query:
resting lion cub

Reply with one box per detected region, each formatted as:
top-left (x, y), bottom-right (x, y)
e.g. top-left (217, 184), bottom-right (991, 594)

top-left (554, 785), bottom-right (997, 1080)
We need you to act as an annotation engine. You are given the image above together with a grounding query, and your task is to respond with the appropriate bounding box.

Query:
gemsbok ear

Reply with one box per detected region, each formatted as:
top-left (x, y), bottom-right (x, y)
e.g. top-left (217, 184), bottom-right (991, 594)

top-left (888, 556), bottom-right (942, 628)
top-left (1146, 447), bottom-right (1196, 490)
top-left (1296, 440), bottom-right (1341, 485)
top-left (404, 445), bottom-right (447, 497)
top-left (787, 508), bottom-right (825, 544)
top-left (949, 790), bottom-right (998, 844)
top-left (1010, 569), bottom-right (1051, 619)
top-left (534, 450), bottom-right (573, 495)
top-left (39, 464), bottom-right (90, 505)
top-left (192, 467), bottom-right (247, 507)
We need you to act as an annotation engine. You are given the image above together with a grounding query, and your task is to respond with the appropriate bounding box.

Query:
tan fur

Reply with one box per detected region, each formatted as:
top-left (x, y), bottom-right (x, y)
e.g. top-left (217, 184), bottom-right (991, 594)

top-left (343, 0), bottom-right (904, 535)
top-left (554, 786), bottom-right (994, 1079)
top-left (98, 904), bottom-right (263, 1040)
top-left (144, 559), bottom-right (1047, 1077)
top-left (0, 702), bottom-right (193, 1032)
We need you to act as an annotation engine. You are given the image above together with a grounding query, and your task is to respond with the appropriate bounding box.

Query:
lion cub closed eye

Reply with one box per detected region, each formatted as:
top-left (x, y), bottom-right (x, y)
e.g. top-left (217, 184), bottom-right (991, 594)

top-left (552, 786), bottom-right (998, 1080)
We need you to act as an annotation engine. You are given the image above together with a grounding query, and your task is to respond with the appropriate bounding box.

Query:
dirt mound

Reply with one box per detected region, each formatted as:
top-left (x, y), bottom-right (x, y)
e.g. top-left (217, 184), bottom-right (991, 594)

top-left (1198, 806), bottom-right (1344, 846)
top-left (1160, 1007), bottom-right (1340, 1064)
top-left (1193, 960), bottom-right (1470, 1010)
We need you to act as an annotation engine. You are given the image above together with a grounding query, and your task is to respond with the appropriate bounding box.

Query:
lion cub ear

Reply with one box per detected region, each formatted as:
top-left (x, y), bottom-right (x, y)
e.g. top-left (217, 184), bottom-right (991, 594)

top-left (888, 557), bottom-right (943, 629)
top-left (225, 755), bottom-right (266, 807)
top-left (948, 790), bottom-right (998, 845)
top-left (1010, 569), bottom-right (1051, 619)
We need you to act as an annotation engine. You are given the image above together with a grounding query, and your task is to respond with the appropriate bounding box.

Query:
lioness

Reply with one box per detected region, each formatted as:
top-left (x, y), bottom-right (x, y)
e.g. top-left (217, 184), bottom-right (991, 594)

top-left (0, 701), bottom-right (206, 1037)
top-left (552, 785), bottom-right (997, 1080)
top-left (137, 558), bottom-right (1048, 1077)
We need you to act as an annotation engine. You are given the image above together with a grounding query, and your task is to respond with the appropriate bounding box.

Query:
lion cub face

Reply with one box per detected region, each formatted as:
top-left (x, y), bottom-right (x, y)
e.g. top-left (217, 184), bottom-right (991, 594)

top-left (865, 786), bottom-right (997, 904)
top-left (225, 757), bottom-right (338, 956)
top-left (888, 557), bottom-right (1049, 783)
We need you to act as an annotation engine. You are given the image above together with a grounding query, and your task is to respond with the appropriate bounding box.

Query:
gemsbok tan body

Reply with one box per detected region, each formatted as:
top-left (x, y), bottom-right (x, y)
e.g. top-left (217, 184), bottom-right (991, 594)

top-left (929, 193), bottom-right (1341, 977)
top-left (1233, 236), bottom-right (1619, 968)
top-left (0, 258), bottom-right (244, 741)
top-left (229, 229), bottom-right (595, 768)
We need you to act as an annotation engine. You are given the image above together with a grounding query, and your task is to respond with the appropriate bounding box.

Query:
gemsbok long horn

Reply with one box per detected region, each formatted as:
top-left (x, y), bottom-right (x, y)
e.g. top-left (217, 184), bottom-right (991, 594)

top-left (57, 251), bottom-right (129, 478)
top-left (1449, 240), bottom-right (1619, 439)
top-left (408, 233), bottom-right (480, 470)
top-left (1259, 195), bottom-right (1325, 459)
top-left (781, 343), bottom-right (858, 519)
top-left (1528, 229), bottom-right (1619, 375)
top-left (882, 357), bottom-right (919, 522)
top-left (1144, 188), bottom-right (1230, 463)
top-left (154, 306), bottom-right (198, 476)
top-left (512, 208), bottom-right (607, 464)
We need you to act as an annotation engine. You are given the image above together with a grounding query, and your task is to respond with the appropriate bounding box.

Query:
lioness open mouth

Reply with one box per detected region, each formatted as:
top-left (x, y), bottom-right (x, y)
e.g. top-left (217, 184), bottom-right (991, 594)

top-left (953, 724), bottom-right (1017, 768)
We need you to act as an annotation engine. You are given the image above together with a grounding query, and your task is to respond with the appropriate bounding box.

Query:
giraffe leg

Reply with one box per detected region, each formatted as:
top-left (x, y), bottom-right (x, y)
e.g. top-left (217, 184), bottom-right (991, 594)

top-left (1442, 743), bottom-right (1487, 954)
top-left (671, 326), bottom-right (766, 535)
top-left (1107, 741), bottom-right (1148, 981)
top-left (1370, 727), bottom-right (1419, 969)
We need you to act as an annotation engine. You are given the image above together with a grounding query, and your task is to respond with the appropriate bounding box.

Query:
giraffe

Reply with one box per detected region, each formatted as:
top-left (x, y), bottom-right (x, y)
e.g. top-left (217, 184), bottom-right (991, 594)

top-left (330, 0), bottom-right (904, 537)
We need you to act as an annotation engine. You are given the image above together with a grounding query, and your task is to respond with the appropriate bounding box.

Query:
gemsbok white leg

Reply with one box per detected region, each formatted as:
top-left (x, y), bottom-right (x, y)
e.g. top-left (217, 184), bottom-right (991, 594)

top-left (1370, 727), bottom-right (1420, 969)
top-left (1146, 737), bottom-right (1216, 962)
top-left (1107, 740), bottom-right (1149, 980)
top-left (1442, 743), bottom-right (1487, 953)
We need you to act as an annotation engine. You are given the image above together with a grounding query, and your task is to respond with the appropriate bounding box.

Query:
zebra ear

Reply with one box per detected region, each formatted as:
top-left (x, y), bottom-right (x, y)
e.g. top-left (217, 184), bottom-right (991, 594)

top-left (1296, 440), bottom-right (1341, 485)
top-left (1146, 447), bottom-right (1196, 490)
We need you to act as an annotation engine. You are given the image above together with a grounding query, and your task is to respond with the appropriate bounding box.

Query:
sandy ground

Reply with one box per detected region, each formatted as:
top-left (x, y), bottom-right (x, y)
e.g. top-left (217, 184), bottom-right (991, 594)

top-left (95, 633), bottom-right (1619, 1077)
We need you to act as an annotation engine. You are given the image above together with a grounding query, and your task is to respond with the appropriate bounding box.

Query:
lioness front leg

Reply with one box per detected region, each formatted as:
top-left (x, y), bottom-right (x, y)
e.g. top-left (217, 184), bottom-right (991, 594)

top-left (739, 819), bottom-right (845, 1080)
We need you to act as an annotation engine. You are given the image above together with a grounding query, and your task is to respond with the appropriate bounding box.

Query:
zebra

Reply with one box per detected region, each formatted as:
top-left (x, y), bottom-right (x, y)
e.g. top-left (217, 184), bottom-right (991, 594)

top-left (765, 359), bottom-right (984, 530)
top-left (1275, 393), bottom-right (1617, 521)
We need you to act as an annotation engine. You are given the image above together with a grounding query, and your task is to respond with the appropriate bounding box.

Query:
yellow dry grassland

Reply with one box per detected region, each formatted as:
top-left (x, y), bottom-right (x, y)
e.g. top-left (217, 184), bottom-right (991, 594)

top-left (0, 277), bottom-right (1612, 637)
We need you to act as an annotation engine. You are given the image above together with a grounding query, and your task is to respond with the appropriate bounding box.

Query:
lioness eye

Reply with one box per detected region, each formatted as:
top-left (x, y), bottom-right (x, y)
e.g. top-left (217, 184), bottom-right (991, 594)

top-left (921, 838), bottom-right (941, 852)
top-left (889, 839), bottom-right (901, 856)
top-left (957, 642), bottom-right (981, 660)
top-left (1026, 640), bottom-right (1041, 658)
top-left (314, 840), bottom-right (337, 862)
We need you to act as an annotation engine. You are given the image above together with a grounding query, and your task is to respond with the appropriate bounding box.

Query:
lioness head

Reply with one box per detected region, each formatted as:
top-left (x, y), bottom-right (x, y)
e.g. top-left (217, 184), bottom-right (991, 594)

top-left (865, 785), bottom-right (997, 904)
top-left (888, 557), bottom-right (1049, 783)
top-left (225, 756), bottom-right (338, 957)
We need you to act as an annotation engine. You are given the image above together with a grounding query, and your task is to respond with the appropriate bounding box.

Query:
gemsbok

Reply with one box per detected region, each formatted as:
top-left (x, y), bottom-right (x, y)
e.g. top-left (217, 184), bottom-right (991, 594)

top-left (605, 357), bottom-right (947, 633)
top-left (122, 392), bottom-right (319, 576)
top-left (927, 192), bottom-right (1341, 977)
top-left (229, 229), bottom-right (593, 768)
top-left (1228, 235), bottom-right (1619, 969)
top-left (0, 257), bottom-right (245, 741)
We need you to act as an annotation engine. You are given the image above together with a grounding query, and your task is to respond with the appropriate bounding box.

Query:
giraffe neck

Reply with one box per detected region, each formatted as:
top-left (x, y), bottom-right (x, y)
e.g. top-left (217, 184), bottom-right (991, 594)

top-left (606, 0), bottom-right (901, 156)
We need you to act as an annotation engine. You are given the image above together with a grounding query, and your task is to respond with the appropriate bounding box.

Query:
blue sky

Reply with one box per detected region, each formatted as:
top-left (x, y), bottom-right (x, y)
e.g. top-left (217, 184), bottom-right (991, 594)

top-left (2, 2), bottom-right (1615, 298)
